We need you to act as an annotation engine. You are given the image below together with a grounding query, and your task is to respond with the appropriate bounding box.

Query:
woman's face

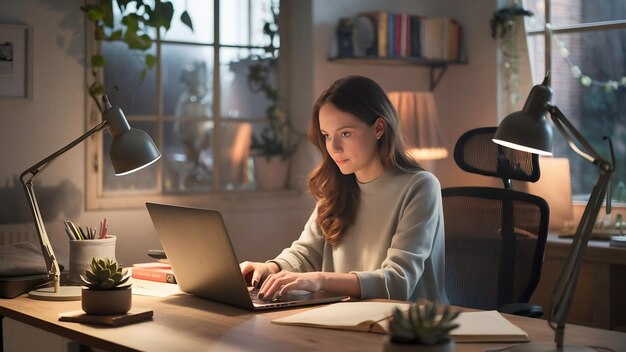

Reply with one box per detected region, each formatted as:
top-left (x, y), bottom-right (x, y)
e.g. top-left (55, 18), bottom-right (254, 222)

top-left (318, 103), bottom-right (385, 183)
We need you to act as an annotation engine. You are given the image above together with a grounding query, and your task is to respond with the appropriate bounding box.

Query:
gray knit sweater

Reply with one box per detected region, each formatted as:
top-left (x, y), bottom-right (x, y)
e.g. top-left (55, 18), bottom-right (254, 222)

top-left (271, 169), bottom-right (447, 303)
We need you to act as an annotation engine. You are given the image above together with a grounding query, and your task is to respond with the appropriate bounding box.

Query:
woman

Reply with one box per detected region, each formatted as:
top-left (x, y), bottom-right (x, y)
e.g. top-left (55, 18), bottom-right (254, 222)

top-left (240, 75), bottom-right (446, 303)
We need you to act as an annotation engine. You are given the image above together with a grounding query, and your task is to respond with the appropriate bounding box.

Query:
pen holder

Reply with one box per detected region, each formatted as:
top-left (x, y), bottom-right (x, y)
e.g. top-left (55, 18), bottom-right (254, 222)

top-left (68, 236), bottom-right (116, 285)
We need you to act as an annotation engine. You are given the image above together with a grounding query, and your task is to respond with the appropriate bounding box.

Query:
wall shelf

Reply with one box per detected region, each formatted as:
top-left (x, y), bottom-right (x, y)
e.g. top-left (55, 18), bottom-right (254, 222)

top-left (327, 57), bottom-right (468, 91)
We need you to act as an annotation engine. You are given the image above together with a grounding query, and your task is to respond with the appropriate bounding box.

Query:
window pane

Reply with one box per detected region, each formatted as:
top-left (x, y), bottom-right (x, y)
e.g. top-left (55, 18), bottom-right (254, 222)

top-left (530, 29), bottom-right (626, 197)
top-left (526, 0), bottom-right (626, 28)
top-left (103, 122), bottom-right (159, 192)
top-left (221, 47), bottom-right (274, 119)
top-left (103, 41), bottom-right (157, 115)
top-left (163, 120), bottom-right (213, 192)
top-left (218, 120), bottom-right (255, 190)
top-left (220, 0), bottom-right (278, 46)
top-left (161, 44), bottom-right (214, 116)
top-left (162, 0), bottom-right (214, 43)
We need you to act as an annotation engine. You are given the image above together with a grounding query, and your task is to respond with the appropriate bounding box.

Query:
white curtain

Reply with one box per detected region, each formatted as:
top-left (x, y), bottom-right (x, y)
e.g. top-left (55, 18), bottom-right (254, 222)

top-left (496, 0), bottom-right (535, 118)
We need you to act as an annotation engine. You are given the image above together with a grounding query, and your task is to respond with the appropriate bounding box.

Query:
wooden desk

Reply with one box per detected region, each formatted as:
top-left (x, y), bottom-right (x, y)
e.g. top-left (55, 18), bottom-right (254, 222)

top-left (531, 234), bottom-right (626, 330)
top-left (2, 292), bottom-right (626, 351)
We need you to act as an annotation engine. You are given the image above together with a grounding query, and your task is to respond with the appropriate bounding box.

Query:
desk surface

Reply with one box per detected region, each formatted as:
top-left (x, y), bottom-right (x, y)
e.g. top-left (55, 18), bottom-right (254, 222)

top-left (547, 233), bottom-right (626, 265)
top-left (2, 290), bottom-right (626, 352)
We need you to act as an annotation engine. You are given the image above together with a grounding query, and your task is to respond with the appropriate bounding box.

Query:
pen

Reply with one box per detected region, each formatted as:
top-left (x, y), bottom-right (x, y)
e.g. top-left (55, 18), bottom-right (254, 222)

top-left (101, 218), bottom-right (107, 239)
top-left (63, 221), bottom-right (76, 241)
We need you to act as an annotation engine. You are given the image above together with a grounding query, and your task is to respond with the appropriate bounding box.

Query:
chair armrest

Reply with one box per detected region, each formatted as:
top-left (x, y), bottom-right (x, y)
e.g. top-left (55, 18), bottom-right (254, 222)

top-left (498, 302), bottom-right (544, 318)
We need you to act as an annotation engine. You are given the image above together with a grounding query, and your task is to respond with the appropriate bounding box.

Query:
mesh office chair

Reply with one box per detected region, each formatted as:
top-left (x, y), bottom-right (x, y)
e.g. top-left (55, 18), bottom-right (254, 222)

top-left (442, 127), bottom-right (549, 318)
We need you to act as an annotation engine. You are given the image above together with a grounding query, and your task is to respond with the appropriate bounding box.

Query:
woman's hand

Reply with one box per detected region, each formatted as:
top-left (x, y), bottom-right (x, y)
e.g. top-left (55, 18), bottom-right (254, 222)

top-left (257, 271), bottom-right (324, 300)
top-left (239, 261), bottom-right (281, 288)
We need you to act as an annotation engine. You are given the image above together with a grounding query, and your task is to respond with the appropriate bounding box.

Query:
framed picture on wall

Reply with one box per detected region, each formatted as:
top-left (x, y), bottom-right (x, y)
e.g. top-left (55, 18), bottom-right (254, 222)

top-left (0, 24), bottom-right (32, 99)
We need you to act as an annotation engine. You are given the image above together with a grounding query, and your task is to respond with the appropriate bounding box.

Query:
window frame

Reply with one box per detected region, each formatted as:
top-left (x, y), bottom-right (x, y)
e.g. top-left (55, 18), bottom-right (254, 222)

top-left (525, 0), bottom-right (626, 206)
top-left (85, 0), bottom-right (295, 210)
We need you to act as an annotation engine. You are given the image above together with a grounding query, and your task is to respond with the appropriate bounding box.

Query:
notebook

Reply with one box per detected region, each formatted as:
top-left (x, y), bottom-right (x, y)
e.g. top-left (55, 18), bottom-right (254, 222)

top-left (272, 302), bottom-right (529, 343)
top-left (145, 202), bottom-right (347, 310)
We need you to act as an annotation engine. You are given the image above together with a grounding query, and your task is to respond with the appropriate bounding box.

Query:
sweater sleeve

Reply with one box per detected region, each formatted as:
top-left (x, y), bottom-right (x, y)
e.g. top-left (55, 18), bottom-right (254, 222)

top-left (352, 172), bottom-right (444, 300)
top-left (269, 207), bottom-right (325, 272)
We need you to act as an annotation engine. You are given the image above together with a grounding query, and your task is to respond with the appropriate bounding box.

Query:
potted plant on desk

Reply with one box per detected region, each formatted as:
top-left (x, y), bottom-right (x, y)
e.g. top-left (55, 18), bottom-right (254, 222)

top-left (384, 301), bottom-right (460, 352)
top-left (80, 257), bottom-right (132, 315)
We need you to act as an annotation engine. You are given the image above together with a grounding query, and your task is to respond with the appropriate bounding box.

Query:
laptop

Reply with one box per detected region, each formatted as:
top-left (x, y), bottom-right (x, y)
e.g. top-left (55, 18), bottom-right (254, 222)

top-left (145, 202), bottom-right (347, 310)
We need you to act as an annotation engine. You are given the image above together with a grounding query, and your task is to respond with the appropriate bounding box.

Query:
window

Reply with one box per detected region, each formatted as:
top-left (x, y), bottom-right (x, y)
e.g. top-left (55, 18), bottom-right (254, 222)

top-left (86, 0), bottom-right (281, 209)
top-left (525, 0), bottom-right (626, 203)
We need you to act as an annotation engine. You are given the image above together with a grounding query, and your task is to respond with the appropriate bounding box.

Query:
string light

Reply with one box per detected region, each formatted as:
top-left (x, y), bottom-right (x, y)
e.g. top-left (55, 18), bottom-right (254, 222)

top-left (531, 13), bottom-right (626, 93)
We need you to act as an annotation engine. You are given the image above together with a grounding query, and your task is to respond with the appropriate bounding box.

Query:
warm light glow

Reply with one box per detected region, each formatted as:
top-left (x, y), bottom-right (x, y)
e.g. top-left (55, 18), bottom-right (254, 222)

top-left (492, 138), bottom-right (553, 156)
top-left (388, 91), bottom-right (449, 161)
top-left (114, 155), bottom-right (161, 176)
top-left (407, 148), bottom-right (449, 160)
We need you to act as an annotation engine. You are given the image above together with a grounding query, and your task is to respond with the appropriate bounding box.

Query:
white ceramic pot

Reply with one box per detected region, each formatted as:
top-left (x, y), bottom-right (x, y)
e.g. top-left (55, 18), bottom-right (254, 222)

top-left (81, 286), bottom-right (132, 315)
top-left (253, 155), bottom-right (289, 190)
top-left (382, 336), bottom-right (455, 352)
top-left (69, 236), bottom-right (117, 284)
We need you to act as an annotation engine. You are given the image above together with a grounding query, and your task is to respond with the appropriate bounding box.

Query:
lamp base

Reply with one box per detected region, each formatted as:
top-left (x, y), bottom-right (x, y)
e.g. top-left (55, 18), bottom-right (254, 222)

top-left (488, 342), bottom-right (600, 352)
top-left (28, 286), bottom-right (81, 301)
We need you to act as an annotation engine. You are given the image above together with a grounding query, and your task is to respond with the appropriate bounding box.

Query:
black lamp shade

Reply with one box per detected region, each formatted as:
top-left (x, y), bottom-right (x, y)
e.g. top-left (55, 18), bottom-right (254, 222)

top-left (110, 128), bottom-right (161, 175)
top-left (493, 80), bottom-right (555, 156)
top-left (493, 110), bottom-right (554, 155)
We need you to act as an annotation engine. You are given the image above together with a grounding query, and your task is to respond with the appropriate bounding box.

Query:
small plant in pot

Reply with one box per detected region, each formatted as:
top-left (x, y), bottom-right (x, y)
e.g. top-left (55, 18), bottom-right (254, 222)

top-left (385, 301), bottom-right (460, 352)
top-left (80, 257), bottom-right (132, 315)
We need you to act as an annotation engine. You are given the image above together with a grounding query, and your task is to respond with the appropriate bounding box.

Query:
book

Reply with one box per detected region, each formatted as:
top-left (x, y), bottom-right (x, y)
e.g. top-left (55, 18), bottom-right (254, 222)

top-left (272, 302), bottom-right (529, 343)
top-left (610, 235), bottom-right (626, 248)
top-left (132, 263), bottom-right (177, 284)
top-left (58, 308), bottom-right (153, 326)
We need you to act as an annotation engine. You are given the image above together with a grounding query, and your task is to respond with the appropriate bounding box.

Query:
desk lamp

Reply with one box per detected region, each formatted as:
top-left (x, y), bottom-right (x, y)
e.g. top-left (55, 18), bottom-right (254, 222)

top-left (21, 95), bottom-right (161, 301)
top-left (493, 73), bottom-right (615, 352)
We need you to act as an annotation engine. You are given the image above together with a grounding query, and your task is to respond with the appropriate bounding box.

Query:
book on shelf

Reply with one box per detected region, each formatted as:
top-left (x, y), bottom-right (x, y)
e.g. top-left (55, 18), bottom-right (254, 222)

top-left (272, 302), bottom-right (529, 343)
top-left (132, 262), bottom-right (177, 284)
top-left (351, 12), bottom-right (462, 62)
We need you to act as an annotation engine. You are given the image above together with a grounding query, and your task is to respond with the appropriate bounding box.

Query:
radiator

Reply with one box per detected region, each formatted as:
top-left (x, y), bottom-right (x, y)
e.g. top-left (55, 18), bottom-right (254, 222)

top-left (0, 224), bottom-right (39, 247)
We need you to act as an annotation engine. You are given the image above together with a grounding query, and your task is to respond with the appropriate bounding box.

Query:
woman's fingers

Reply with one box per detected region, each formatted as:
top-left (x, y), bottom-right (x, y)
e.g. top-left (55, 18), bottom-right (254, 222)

top-left (258, 272), bottom-right (305, 300)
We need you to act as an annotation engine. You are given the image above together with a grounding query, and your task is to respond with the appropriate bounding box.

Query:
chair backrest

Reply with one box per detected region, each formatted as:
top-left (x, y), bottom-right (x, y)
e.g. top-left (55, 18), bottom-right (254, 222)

top-left (443, 127), bottom-right (549, 311)
top-left (442, 187), bottom-right (549, 309)
top-left (454, 127), bottom-right (540, 189)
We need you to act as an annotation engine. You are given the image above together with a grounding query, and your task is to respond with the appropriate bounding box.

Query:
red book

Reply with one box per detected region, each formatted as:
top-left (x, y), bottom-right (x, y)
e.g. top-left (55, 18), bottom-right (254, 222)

top-left (393, 14), bottom-right (402, 57)
top-left (132, 263), bottom-right (177, 284)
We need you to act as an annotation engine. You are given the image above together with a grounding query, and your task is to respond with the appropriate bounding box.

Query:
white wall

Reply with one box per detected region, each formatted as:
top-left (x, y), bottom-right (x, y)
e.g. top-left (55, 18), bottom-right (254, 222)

top-left (0, 0), bottom-right (501, 269)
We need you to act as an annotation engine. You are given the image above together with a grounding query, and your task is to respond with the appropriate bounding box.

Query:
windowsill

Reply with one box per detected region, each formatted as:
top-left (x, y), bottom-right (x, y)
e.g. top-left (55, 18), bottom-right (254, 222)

top-left (87, 188), bottom-right (312, 212)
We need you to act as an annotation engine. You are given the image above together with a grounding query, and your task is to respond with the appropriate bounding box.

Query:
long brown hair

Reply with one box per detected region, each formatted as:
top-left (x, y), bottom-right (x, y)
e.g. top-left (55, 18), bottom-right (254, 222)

top-left (308, 76), bottom-right (422, 245)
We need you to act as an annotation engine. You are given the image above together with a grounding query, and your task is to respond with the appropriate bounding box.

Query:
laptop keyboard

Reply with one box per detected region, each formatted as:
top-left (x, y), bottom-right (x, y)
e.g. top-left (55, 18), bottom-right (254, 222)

top-left (248, 287), bottom-right (292, 304)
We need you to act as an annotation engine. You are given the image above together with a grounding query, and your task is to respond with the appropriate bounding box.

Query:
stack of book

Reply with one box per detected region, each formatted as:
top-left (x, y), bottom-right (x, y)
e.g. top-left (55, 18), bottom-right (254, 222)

top-left (354, 11), bottom-right (462, 61)
top-left (131, 262), bottom-right (177, 284)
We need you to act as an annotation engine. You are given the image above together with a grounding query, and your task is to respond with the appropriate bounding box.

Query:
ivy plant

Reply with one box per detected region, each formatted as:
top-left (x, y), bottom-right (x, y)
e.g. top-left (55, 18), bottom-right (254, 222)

top-left (81, 0), bottom-right (193, 111)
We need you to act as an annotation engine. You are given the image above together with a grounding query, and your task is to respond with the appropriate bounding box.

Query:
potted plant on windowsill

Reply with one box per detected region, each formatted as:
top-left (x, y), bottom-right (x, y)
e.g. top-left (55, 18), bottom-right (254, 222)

top-left (247, 4), bottom-right (302, 190)
top-left (80, 257), bottom-right (132, 315)
top-left (384, 301), bottom-right (460, 352)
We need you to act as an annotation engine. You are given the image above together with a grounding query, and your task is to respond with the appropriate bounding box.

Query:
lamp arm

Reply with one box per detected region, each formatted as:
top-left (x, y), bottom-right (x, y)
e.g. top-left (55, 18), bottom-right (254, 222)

top-left (19, 120), bottom-right (108, 292)
top-left (547, 104), bottom-right (605, 164)
top-left (545, 104), bottom-right (615, 348)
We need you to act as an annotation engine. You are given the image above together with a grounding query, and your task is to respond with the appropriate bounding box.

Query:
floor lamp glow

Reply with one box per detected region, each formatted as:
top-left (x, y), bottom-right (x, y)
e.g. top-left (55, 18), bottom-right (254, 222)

top-left (21, 95), bottom-right (161, 301)
top-left (493, 73), bottom-right (615, 352)
top-left (388, 91), bottom-right (449, 161)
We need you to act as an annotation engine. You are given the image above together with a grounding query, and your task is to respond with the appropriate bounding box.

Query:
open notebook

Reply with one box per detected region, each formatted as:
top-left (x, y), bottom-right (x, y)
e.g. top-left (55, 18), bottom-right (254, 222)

top-left (272, 302), bottom-right (529, 343)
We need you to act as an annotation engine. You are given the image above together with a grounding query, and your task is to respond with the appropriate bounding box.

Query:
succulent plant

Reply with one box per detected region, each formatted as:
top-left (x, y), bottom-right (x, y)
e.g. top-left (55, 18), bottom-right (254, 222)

top-left (80, 257), bottom-right (131, 290)
top-left (388, 301), bottom-right (460, 345)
